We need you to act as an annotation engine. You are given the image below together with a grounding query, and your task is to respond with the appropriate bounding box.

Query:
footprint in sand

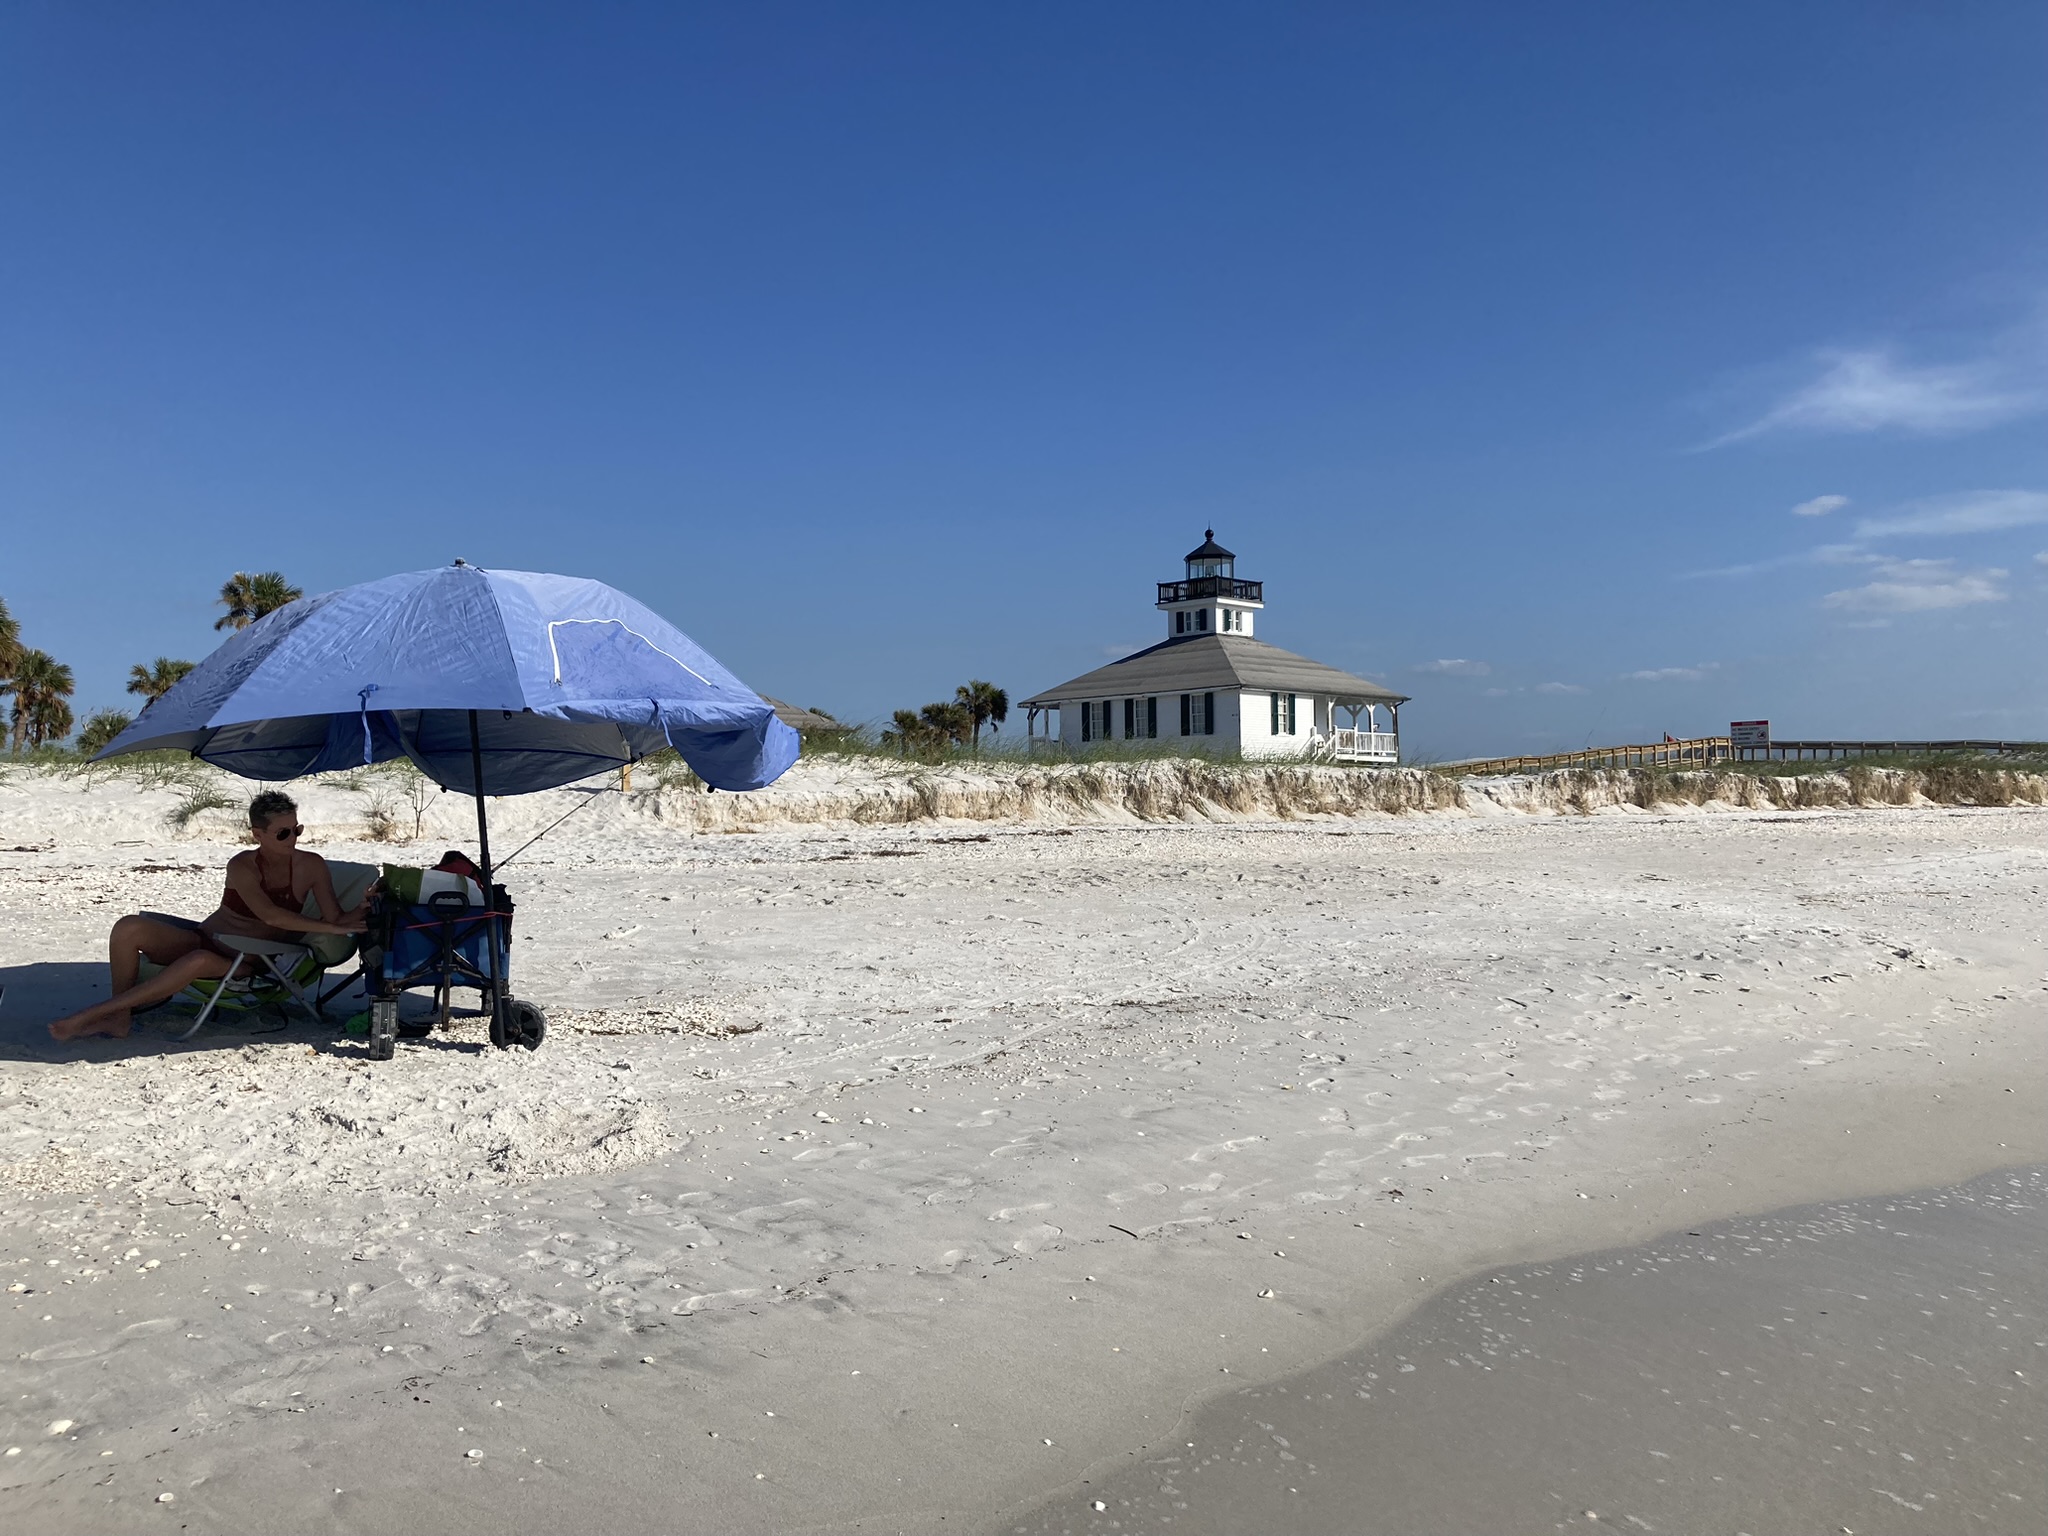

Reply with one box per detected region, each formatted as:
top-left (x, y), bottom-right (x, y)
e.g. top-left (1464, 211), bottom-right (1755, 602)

top-left (1106, 1182), bottom-right (1169, 1205)
top-left (673, 1287), bottom-right (764, 1313)
top-left (988, 1202), bottom-right (1055, 1223)
top-left (1187, 1135), bottom-right (1266, 1163)
top-left (732, 1197), bottom-right (821, 1225)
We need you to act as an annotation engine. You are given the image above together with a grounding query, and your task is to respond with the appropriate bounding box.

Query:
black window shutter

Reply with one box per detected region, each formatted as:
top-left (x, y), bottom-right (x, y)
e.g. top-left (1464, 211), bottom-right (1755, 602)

top-left (1180, 694), bottom-right (1191, 735)
top-left (1147, 697), bottom-right (1157, 738)
top-left (1204, 692), bottom-right (1215, 736)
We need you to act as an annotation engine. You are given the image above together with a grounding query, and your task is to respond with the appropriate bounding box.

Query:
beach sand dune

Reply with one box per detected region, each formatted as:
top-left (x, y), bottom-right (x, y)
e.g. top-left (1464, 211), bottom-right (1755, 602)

top-left (0, 769), bottom-right (2042, 1532)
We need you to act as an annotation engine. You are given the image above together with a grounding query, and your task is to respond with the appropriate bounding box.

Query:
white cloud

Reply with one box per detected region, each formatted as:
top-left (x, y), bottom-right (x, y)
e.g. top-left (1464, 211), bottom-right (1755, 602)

top-left (1416, 658), bottom-right (1490, 677)
top-left (1711, 347), bottom-right (2043, 446)
top-left (1534, 681), bottom-right (1586, 695)
top-left (1853, 488), bottom-right (2048, 539)
top-left (1688, 543), bottom-right (1873, 580)
top-left (1791, 494), bottom-right (1849, 518)
top-left (1624, 664), bottom-right (1719, 683)
top-left (1822, 558), bottom-right (2008, 613)
top-left (2036, 550), bottom-right (2048, 568)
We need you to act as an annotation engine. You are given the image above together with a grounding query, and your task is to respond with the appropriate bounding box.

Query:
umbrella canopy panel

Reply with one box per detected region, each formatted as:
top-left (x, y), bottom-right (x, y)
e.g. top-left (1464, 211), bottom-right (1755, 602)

top-left (99, 564), bottom-right (799, 793)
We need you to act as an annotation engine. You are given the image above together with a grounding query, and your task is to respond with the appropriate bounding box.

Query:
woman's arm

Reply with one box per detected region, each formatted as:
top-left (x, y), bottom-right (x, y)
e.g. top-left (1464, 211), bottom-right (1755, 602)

top-left (308, 854), bottom-right (343, 924)
top-left (224, 857), bottom-right (363, 935)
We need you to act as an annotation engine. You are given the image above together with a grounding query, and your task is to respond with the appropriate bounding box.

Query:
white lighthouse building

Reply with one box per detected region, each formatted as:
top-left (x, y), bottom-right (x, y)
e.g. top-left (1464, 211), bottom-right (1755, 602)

top-left (1021, 532), bottom-right (1408, 761)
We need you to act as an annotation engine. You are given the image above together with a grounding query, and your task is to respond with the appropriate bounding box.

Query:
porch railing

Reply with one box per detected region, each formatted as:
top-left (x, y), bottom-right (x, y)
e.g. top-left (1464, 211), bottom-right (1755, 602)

top-left (1328, 729), bottom-right (1399, 762)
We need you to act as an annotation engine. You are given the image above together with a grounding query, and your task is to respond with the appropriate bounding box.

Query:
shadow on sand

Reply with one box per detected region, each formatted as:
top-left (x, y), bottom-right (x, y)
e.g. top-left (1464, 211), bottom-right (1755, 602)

top-left (0, 962), bottom-right (486, 1062)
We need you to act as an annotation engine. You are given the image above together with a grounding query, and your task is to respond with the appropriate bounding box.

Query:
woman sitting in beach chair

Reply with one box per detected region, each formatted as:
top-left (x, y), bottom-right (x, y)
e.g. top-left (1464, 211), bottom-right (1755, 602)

top-left (49, 791), bottom-right (370, 1042)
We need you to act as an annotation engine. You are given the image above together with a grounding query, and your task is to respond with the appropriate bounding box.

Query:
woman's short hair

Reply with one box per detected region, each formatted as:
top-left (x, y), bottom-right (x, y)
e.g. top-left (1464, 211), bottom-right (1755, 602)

top-left (248, 790), bottom-right (297, 827)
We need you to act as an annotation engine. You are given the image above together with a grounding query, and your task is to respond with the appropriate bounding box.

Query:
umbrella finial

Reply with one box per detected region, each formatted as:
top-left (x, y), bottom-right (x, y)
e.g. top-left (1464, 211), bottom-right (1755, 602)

top-left (453, 558), bottom-right (467, 567)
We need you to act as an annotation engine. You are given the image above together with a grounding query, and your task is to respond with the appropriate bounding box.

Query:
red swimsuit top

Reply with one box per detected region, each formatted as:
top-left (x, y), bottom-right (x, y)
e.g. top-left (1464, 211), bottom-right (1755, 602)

top-left (223, 859), bottom-right (299, 920)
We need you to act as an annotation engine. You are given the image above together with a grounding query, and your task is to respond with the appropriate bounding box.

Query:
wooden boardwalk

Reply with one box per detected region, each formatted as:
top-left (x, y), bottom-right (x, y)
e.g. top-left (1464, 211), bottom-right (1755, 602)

top-left (1445, 737), bottom-right (2044, 777)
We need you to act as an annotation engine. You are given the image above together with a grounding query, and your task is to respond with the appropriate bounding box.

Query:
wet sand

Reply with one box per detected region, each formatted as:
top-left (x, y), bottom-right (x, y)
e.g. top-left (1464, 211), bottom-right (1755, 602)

top-left (1013, 1165), bottom-right (2046, 1535)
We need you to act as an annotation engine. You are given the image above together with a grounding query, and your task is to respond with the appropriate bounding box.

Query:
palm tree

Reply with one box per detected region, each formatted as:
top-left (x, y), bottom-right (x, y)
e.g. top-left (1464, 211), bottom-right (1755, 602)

top-left (9, 649), bottom-right (75, 752)
top-left (0, 596), bottom-right (20, 723)
top-left (882, 708), bottom-right (929, 756)
top-left (215, 571), bottom-right (303, 632)
top-left (0, 595), bottom-right (20, 680)
top-left (77, 708), bottom-right (132, 757)
top-left (953, 680), bottom-right (1009, 752)
top-left (919, 700), bottom-right (973, 747)
top-left (127, 656), bottom-right (196, 706)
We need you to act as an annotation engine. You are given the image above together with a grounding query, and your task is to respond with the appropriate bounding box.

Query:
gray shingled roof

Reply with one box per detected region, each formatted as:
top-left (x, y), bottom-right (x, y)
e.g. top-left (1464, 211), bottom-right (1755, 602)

top-left (762, 696), bottom-right (841, 732)
top-left (1020, 635), bottom-right (1409, 709)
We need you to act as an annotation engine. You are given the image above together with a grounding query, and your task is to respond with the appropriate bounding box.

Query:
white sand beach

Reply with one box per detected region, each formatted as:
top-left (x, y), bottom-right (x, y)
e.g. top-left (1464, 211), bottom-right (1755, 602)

top-left (2, 761), bottom-right (2044, 1533)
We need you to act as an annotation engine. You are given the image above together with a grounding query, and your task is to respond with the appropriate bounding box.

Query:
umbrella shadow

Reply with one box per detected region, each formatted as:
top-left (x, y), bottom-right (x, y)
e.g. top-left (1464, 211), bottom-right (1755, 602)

top-left (0, 962), bottom-right (489, 1062)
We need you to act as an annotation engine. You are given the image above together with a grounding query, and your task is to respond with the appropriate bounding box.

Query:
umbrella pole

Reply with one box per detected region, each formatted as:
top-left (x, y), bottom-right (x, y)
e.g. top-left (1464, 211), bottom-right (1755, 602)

top-left (469, 709), bottom-right (506, 1044)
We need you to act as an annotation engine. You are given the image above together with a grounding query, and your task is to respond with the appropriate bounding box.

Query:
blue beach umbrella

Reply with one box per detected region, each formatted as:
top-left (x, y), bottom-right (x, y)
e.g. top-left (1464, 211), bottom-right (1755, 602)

top-left (97, 561), bottom-right (799, 1038)
top-left (99, 562), bottom-right (798, 794)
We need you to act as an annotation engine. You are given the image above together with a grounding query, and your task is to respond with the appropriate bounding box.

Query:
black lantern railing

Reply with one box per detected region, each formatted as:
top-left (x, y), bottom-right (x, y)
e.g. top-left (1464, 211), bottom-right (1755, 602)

top-left (1157, 577), bottom-right (1263, 604)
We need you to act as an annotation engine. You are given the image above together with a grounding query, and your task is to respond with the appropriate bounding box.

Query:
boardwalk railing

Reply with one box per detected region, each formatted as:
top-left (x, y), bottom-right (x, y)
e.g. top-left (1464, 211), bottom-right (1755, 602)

top-left (1444, 738), bottom-right (2045, 777)
top-left (1447, 737), bottom-right (1733, 776)
top-left (1732, 739), bottom-right (2044, 763)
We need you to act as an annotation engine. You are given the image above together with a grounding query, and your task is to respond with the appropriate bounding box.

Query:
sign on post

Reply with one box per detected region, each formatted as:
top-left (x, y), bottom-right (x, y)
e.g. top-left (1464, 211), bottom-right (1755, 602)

top-left (1730, 720), bottom-right (1770, 752)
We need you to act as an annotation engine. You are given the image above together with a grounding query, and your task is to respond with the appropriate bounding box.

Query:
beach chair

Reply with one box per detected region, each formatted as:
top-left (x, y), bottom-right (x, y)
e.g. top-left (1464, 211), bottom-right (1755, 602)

top-left (143, 861), bottom-right (379, 1039)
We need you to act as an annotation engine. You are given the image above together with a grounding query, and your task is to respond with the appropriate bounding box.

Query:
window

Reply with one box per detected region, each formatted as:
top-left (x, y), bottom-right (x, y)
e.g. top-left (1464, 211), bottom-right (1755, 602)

top-left (1182, 693), bottom-right (1214, 736)
top-left (1221, 608), bottom-right (1240, 633)
top-left (1270, 691), bottom-right (1297, 734)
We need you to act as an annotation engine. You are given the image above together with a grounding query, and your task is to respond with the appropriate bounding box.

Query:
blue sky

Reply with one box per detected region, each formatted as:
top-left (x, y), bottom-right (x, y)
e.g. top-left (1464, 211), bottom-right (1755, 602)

top-left (4, 3), bottom-right (2044, 759)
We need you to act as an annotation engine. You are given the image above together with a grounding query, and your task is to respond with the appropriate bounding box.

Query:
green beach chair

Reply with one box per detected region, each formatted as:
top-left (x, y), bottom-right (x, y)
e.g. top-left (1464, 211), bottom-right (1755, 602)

top-left (143, 861), bottom-right (379, 1040)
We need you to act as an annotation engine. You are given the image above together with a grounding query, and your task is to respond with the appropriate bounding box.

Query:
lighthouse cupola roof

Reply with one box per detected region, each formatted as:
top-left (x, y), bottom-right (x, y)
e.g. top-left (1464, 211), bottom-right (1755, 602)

top-left (1158, 530), bottom-right (1262, 614)
top-left (1184, 529), bottom-right (1235, 577)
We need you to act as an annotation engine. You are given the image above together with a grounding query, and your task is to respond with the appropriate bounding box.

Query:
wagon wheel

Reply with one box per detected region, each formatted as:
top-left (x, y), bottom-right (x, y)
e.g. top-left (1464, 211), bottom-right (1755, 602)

top-left (496, 996), bottom-right (547, 1052)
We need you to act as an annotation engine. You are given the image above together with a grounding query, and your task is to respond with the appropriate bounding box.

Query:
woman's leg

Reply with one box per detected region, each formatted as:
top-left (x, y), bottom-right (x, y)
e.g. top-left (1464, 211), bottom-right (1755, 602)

top-left (51, 920), bottom-right (230, 1041)
top-left (107, 914), bottom-right (206, 999)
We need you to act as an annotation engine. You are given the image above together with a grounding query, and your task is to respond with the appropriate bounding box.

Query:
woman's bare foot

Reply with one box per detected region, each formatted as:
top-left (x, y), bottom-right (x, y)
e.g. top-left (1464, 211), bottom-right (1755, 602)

top-left (50, 1010), bottom-right (132, 1042)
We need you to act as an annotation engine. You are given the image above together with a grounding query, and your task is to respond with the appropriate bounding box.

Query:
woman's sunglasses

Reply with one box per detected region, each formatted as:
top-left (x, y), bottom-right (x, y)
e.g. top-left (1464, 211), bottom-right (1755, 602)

top-left (274, 825), bottom-right (304, 842)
